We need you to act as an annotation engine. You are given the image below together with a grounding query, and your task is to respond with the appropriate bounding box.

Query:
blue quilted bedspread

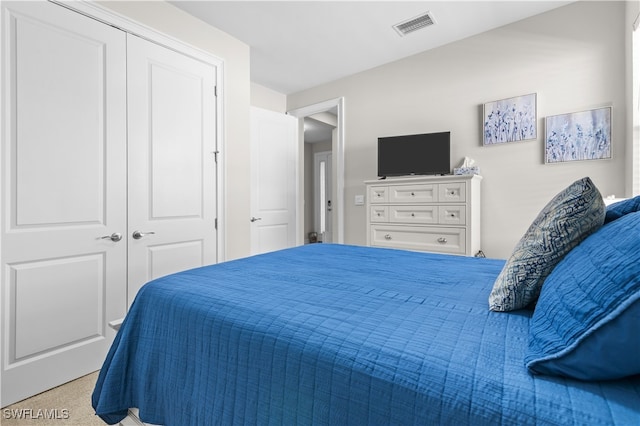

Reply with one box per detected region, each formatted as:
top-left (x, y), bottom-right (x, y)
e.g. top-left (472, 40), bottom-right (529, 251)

top-left (92, 244), bottom-right (640, 425)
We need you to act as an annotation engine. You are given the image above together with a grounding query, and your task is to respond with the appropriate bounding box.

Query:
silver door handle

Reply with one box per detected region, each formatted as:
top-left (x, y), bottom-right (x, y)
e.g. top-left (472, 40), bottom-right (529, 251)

top-left (250, 217), bottom-right (262, 222)
top-left (132, 230), bottom-right (155, 240)
top-left (101, 232), bottom-right (123, 242)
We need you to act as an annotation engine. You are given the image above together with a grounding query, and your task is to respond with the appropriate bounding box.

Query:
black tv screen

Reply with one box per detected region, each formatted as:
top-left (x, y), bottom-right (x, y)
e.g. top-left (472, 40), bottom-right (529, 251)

top-left (377, 131), bottom-right (450, 177)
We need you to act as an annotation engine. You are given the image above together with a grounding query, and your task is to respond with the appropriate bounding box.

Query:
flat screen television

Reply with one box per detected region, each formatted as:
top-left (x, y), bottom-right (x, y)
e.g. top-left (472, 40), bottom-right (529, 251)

top-left (377, 131), bottom-right (450, 177)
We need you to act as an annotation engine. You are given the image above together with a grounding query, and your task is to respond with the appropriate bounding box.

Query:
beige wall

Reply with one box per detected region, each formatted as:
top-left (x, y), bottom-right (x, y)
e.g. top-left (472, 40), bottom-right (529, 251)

top-left (251, 83), bottom-right (287, 113)
top-left (98, 0), bottom-right (252, 260)
top-left (627, 0), bottom-right (640, 196)
top-left (288, 1), bottom-right (628, 259)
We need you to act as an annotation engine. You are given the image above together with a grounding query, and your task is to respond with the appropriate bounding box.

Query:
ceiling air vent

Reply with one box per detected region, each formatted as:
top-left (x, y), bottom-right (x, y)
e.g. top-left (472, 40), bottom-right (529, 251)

top-left (393, 11), bottom-right (436, 37)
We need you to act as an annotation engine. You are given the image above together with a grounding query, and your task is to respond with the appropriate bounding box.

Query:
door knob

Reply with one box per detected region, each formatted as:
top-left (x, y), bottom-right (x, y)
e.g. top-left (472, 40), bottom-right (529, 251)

top-left (132, 230), bottom-right (155, 239)
top-left (101, 232), bottom-right (123, 242)
top-left (250, 217), bottom-right (262, 222)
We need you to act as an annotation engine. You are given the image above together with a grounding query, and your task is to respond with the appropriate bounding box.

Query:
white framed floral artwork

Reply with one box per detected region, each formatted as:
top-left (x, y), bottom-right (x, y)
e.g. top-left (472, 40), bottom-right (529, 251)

top-left (483, 93), bottom-right (537, 145)
top-left (545, 106), bottom-right (612, 163)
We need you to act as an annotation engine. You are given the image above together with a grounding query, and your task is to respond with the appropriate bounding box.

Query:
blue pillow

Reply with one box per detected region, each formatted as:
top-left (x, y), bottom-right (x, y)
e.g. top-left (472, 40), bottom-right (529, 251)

top-left (604, 195), bottom-right (640, 223)
top-left (526, 211), bottom-right (640, 380)
top-left (489, 177), bottom-right (605, 311)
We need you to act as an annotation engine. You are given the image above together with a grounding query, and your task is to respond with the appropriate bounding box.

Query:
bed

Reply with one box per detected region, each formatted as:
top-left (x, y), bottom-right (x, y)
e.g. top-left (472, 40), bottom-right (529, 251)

top-left (92, 179), bottom-right (640, 426)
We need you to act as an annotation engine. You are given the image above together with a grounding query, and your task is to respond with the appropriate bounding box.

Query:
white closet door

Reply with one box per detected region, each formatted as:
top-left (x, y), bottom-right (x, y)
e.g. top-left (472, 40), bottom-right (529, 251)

top-left (1, 2), bottom-right (127, 406)
top-left (127, 34), bottom-right (218, 305)
top-left (250, 107), bottom-right (298, 255)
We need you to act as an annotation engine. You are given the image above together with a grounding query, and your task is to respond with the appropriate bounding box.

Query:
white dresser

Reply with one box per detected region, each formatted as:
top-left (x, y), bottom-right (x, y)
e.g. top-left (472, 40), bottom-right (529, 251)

top-left (365, 175), bottom-right (482, 256)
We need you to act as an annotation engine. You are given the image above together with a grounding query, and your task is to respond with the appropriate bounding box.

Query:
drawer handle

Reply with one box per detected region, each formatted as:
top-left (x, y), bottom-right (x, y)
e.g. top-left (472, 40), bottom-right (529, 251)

top-left (411, 192), bottom-right (415, 196)
top-left (411, 213), bottom-right (415, 217)
top-left (377, 212), bottom-right (381, 216)
top-left (437, 237), bottom-right (447, 244)
top-left (384, 234), bottom-right (392, 240)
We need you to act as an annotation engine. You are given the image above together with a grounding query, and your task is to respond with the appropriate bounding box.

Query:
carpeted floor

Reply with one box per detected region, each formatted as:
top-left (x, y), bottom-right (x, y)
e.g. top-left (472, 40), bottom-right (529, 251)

top-left (2, 371), bottom-right (106, 425)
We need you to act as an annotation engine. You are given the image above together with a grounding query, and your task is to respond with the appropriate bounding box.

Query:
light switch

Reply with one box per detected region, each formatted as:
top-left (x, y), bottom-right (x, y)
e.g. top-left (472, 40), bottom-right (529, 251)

top-left (354, 195), bottom-right (365, 205)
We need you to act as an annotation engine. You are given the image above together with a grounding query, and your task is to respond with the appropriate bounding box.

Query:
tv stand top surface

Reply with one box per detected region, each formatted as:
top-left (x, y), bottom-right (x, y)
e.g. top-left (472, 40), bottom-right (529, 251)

top-left (379, 173), bottom-right (451, 180)
top-left (367, 174), bottom-right (482, 185)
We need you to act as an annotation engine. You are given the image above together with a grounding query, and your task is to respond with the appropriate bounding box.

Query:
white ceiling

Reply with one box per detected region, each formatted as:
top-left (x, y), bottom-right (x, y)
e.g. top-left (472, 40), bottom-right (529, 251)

top-left (170, 1), bottom-right (574, 95)
top-left (304, 116), bottom-right (336, 143)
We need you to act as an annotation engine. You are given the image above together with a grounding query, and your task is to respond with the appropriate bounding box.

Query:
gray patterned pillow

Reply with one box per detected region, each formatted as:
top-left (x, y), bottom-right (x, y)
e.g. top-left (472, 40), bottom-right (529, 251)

top-left (489, 177), bottom-right (605, 312)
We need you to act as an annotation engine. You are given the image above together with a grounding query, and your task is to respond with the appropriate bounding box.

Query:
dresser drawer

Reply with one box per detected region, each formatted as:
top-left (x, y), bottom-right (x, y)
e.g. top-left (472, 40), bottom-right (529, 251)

top-left (370, 225), bottom-right (466, 254)
top-left (369, 185), bottom-right (388, 203)
top-left (370, 205), bottom-right (389, 222)
top-left (389, 184), bottom-right (437, 203)
top-left (389, 205), bottom-right (437, 224)
top-left (438, 205), bottom-right (466, 225)
top-left (439, 182), bottom-right (466, 202)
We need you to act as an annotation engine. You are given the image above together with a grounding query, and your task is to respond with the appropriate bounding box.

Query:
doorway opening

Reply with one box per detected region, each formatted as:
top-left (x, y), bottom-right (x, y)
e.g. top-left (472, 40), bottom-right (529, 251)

top-left (288, 98), bottom-right (345, 245)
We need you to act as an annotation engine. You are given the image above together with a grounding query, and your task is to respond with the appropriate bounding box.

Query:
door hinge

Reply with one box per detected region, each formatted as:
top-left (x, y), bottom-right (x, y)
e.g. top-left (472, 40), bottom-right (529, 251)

top-left (212, 150), bottom-right (219, 163)
top-left (215, 218), bottom-right (218, 230)
top-left (214, 86), bottom-right (218, 97)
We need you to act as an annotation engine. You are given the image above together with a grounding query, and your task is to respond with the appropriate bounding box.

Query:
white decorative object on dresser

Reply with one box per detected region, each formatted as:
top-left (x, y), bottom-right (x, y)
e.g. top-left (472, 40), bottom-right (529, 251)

top-left (365, 175), bottom-right (482, 256)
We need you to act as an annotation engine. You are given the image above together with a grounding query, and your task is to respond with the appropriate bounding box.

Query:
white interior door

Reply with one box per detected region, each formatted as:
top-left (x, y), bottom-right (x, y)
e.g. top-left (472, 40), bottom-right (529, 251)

top-left (250, 107), bottom-right (298, 255)
top-left (1, 1), bottom-right (127, 406)
top-left (127, 34), bottom-right (218, 304)
top-left (314, 151), bottom-right (333, 243)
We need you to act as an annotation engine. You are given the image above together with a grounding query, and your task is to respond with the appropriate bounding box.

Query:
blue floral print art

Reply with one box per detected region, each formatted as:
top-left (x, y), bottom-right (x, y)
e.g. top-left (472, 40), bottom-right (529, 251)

top-left (483, 93), bottom-right (537, 145)
top-left (545, 107), bottom-right (611, 163)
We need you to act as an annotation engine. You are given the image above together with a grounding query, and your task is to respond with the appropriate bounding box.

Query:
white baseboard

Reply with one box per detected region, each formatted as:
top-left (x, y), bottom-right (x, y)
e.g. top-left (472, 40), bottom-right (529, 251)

top-left (119, 408), bottom-right (157, 426)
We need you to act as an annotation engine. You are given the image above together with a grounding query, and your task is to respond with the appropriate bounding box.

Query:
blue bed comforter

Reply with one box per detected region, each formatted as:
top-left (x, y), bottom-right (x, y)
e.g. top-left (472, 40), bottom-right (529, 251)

top-left (92, 244), bottom-right (640, 425)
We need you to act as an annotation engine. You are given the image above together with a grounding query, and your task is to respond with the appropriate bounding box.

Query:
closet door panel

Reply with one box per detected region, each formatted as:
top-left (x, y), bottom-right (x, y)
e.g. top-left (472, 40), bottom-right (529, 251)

top-left (1, 1), bottom-right (127, 407)
top-left (15, 14), bottom-right (104, 225)
top-left (127, 34), bottom-right (217, 305)
top-left (150, 63), bottom-right (204, 218)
